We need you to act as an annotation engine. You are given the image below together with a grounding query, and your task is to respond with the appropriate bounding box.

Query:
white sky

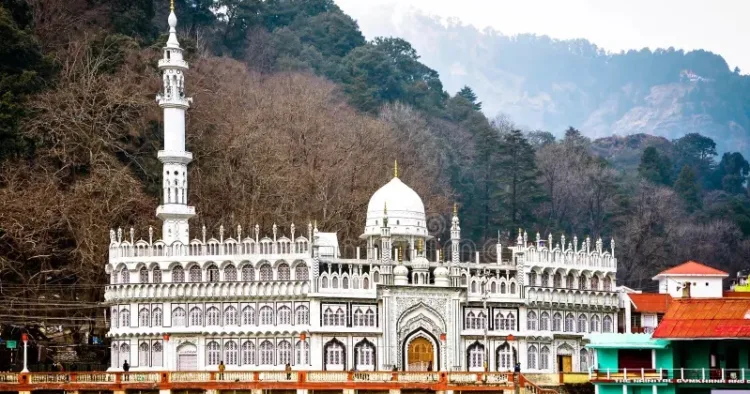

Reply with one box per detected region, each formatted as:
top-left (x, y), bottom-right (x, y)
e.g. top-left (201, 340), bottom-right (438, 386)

top-left (336, 0), bottom-right (749, 73)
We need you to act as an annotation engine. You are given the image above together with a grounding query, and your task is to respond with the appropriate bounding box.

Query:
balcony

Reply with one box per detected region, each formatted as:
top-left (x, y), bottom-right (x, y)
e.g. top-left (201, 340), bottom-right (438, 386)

top-left (525, 285), bottom-right (619, 309)
top-left (1, 371), bottom-right (554, 392)
top-left (590, 368), bottom-right (750, 383)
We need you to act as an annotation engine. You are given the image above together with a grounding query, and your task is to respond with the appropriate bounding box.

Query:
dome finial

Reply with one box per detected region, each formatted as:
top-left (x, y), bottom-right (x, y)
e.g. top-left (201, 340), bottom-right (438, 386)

top-left (170, 0), bottom-right (174, 12)
top-left (383, 201), bottom-right (388, 215)
top-left (394, 159), bottom-right (398, 178)
top-left (453, 202), bottom-right (458, 216)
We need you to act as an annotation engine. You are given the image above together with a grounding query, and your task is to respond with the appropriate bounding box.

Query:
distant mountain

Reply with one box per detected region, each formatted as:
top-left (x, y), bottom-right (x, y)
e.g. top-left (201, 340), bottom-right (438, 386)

top-left (353, 7), bottom-right (750, 156)
top-left (590, 134), bottom-right (672, 173)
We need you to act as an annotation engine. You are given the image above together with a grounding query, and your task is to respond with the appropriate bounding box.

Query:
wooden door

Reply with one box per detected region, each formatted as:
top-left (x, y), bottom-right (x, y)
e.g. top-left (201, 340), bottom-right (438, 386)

top-left (561, 355), bottom-right (572, 372)
top-left (407, 338), bottom-right (434, 371)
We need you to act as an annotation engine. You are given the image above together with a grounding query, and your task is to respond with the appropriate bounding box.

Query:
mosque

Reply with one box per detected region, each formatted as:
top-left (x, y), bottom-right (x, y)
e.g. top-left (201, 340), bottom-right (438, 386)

top-left (104, 5), bottom-right (619, 374)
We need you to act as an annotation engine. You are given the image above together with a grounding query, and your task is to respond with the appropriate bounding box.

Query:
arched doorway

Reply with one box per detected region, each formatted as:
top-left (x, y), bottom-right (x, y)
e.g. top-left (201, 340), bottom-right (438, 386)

top-left (176, 342), bottom-right (197, 371)
top-left (407, 337), bottom-right (434, 371)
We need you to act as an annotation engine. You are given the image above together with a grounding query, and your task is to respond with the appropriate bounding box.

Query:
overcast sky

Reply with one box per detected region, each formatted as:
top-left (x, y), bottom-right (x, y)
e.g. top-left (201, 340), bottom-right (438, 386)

top-left (336, 0), bottom-right (748, 73)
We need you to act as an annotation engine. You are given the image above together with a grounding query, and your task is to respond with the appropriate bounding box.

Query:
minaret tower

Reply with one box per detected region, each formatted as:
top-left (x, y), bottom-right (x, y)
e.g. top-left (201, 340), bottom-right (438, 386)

top-left (450, 203), bottom-right (462, 286)
top-left (380, 202), bottom-right (393, 285)
top-left (155, 0), bottom-right (195, 244)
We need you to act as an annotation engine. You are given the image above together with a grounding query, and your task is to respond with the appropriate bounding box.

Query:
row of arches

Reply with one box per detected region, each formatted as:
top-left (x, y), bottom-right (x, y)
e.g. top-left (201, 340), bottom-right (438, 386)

top-left (526, 311), bottom-right (614, 333)
top-left (111, 304), bottom-right (310, 329)
top-left (110, 237), bottom-right (310, 259)
top-left (112, 261), bottom-right (309, 285)
top-left (528, 271), bottom-right (614, 291)
top-left (319, 273), bottom-right (373, 290)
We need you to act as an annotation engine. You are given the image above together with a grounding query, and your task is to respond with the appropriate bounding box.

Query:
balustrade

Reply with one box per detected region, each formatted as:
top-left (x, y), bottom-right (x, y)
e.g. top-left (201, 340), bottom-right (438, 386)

top-left (259, 371), bottom-right (297, 382)
top-left (121, 372), bottom-right (161, 383)
top-left (170, 371), bottom-right (211, 382)
top-left (0, 373), bottom-right (17, 384)
top-left (307, 371), bottom-right (347, 382)
top-left (591, 368), bottom-right (750, 382)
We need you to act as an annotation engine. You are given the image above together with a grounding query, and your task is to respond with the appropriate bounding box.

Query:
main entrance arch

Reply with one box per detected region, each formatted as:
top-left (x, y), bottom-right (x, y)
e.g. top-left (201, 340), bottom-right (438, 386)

top-left (407, 337), bottom-right (434, 371)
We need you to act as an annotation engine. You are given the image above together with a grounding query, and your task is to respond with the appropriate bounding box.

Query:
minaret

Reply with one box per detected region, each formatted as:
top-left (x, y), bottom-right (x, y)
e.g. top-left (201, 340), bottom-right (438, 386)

top-left (450, 203), bottom-right (462, 286)
top-left (380, 202), bottom-right (393, 285)
top-left (155, 1), bottom-right (195, 245)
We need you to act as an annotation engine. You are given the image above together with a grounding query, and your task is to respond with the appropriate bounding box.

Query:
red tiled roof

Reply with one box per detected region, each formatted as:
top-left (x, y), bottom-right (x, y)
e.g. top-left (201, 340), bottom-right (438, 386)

top-left (629, 293), bottom-right (672, 313)
top-left (655, 261), bottom-right (728, 277)
top-left (652, 298), bottom-right (750, 339)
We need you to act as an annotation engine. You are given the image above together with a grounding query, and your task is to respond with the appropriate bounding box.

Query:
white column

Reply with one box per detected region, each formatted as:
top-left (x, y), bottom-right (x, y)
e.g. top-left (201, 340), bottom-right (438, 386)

top-left (22, 339), bottom-right (29, 373)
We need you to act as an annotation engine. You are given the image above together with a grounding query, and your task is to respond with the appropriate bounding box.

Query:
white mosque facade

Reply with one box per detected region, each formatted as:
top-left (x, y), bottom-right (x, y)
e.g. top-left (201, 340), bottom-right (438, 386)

top-left (104, 7), bottom-right (619, 374)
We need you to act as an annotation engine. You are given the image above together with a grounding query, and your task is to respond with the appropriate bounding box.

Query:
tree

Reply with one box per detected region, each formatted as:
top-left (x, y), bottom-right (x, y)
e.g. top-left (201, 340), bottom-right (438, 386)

top-left (673, 133), bottom-right (717, 184)
top-left (457, 86), bottom-right (481, 111)
top-left (711, 152), bottom-right (749, 194)
top-left (526, 130), bottom-right (555, 149)
top-left (638, 146), bottom-right (672, 185)
top-left (674, 165), bottom-right (702, 212)
top-left (497, 129), bottom-right (542, 227)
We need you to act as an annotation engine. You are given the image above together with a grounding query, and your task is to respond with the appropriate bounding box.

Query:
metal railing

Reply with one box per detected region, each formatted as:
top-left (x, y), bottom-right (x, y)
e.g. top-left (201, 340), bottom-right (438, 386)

top-left (590, 368), bottom-right (750, 382)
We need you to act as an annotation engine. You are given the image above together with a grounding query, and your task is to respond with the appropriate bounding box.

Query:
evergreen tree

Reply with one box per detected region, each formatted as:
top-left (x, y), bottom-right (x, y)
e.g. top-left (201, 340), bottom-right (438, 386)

top-left (711, 152), bottom-right (749, 194)
top-left (673, 133), bottom-right (717, 185)
top-left (457, 86), bottom-right (482, 111)
top-left (497, 129), bottom-right (542, 227)
top-left (638, 146), bottom-right (673, 185)
top-left (674, 165), bottom-right (702, 212)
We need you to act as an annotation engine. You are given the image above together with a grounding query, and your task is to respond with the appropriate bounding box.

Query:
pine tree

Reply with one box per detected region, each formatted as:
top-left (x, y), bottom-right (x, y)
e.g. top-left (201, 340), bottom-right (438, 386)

top-left (638, 147), bottom-right (672, 185)
top-left (497, 129), bottom-right (542, 227)
top-left (457, 86), bottom-right (482, 111)
top-left (674, 165), bottom-right (702, 212)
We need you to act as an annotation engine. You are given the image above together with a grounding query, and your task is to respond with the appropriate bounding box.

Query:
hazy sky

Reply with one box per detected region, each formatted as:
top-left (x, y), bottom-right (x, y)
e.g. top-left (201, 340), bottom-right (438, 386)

top-left (336, 0), bottom-right (748, 73)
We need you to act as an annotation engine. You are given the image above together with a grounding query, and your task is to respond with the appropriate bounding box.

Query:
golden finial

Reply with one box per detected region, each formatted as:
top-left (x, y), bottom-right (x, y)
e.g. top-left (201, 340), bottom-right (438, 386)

top-left (384, 201), bottom-right (388, 215)
top-left (394, 160), bottom-right (398, 178)
top-left (398, 247), bottom-right (403, 262)
top-left (417, 238), bottom-right (424, 252)
top-left (170, 0), bottom-right (175, 12)
top-left (453, 203), bottom-right (458, 216)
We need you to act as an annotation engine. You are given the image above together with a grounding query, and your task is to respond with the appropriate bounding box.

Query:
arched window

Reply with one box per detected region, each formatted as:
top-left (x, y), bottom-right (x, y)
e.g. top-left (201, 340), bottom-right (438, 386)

top-left (497, 343), bottom-right (513, 371)
top-left (461, 274), bottom-right (467, 286)
top-left (242, 341), bottom-right (256, 365)
top-left (278, 306), bottom-right (292, 325)
top-left (151, 341), bottom-right (163, 367)
top-left (564, 313), bottom-right (575, 332)
top-left (500, 282), bottom-right (507, 294)
top-left (363, 277), bottom-right (370, 289)
top-left (540, 346), bottom-right (550, 370)
top-left (224, 306), bottom-right (237, 326)
top-left (242, 306), bottom-right (255, 325)
top-left (373, 272), bottom-right (380, 283)
top-left (553, 273), bottom-right (562, 287)
top-left (121, 308), bottom-right (130, 327)
top-left (527, 311), bottom-right (538, 331)
top-left (540, 312), bottom-right (549, 331)
top-left (507, 312), bottom-right (516, 330)
top-left (189, 265), bottom-right (201, 282)
top-left (580, 349), bottom-right (589, 372)
top-left (172, 307), bottom-right (186, 326)
top-left (566, 274), bottom-right (574, 289)
top-left (225, 340), bottom-right (238, 365)
top-left (321, 277), bottom-right (329, 288)
top-left (490, 282), bottom-right (497, 293)
top-left (259, 341), bottom-right (274, 365)
top-left (590, 276), bottom-right (599, 290)
top-left (527, 345), bottom-right (537, 369)
top-left (139, 267), bottom-right (149, 283)
top-left (206, 341), bottom-right (220, 365)
top-left (224, 265), bottom-right (237, 281)
top-left (120, 343), bottom-right (130, 365)
top-left (152, 307), bottom-right (163, 327)
top-left (112, 343), bottom-right (119, 368)
top-left (325, 340), bottom-right (345, 368)
top-left (541, 273), bottom-right (550, 287)
top-left (278, 340), bottom-right (292, 365)
top-left (278, 263), bottom-right (290, 281)
top-left (259, 306), bottom-right (274, 325)
top-left (153, 268), bottom-right (162, 283)
top-left (207, 264), bottom-right (219, 282)
top-left (477, 312), bottom-right (486, 330)
top-left (353, 309), bottom-right (364, 327)
top-left (189, 307), bottom-right (203, 326)
top-left (241, 265), bottom-right (255, 281)
top-left (355, 340), bottom-right (375, 369)
top-left (603, 277), bottom-right (612, 291)
top-left (577, 314), bottom-right (587, 333)
top-left (206, 306), bottom-right (220, 326)
top-left (510, 282), bottom-right (517, 294)
top-left (466, 312), bottom-right (476, 329)
top-left (332, 277), bottom-right (339, 288)
top-left (139, 308), bottom-right (150, 327)
top-left (172, 266), bottom-right (185, 283)
top-left (603, 315), bottom-right (613, 333)
top-left (139, 342), bottom-right (149, 367)
top-left (323, 307), bottom-right (334, 326)
top-left (552, 313), bottom-right (562, 331)
top-left (471, 281), bottom-right (477, 293)
top-left (494, 312), bottom-right (504, 330)
top-left (579, 276), bottom-right (587, 290)
top-left (295, 265), bottom-right (309, 281)
top-left (121, 268), bottom-right (130, 284)
top-left (343, 277), bottom-right (349, 289)
top-left (590, 315), bottom-right (601, 332)
top-left (528, 272), bottom-right (537, 286)
top-left (366, 309), bottom-right (375, 327)
top-left (296, 340), bottom-right (309, 365)
top-left (468, 342), bottom-right (485, 369)
top-left (259, 264), bottom-right (272, 281)
top-left (296, 305), bottom-right (309, 325)
top-left (335, 308), bottom-right (346, 326)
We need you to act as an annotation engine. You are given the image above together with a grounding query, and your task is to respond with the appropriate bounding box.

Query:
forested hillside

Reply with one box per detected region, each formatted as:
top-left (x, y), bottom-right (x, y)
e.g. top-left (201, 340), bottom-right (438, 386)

top-left (354, 8), bottom-right (750, 157)
top-left (1, 0), bottom-right (749, 327)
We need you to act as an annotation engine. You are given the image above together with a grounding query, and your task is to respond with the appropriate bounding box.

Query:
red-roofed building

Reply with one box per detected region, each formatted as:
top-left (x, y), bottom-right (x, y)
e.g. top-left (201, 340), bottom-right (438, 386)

top-left (652, 298), bottom-right (750, 339)
top-left (623, 293), bottom-right (672, 333)
top-left (652, 260), bottom-right (728, 299)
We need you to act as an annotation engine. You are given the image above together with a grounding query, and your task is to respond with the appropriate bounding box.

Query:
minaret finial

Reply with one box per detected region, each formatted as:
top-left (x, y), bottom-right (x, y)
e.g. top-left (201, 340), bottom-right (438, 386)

top-left (394, 160), bottom-right (398, 178)
top-left (453, 202), bottom-right (458, 216)
top-left (384, 201), bottom-right (388, 215)
top-left (170, 0), bottom-right (174, 12)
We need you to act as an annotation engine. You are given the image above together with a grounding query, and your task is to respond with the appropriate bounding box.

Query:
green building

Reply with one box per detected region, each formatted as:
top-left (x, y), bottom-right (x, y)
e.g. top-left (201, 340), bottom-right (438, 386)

top-left (587, 298), bottom-right (750, 394)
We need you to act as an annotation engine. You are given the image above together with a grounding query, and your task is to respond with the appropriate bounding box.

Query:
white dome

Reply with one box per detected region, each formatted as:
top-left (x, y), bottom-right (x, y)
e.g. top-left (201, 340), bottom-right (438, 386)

top-left (362, 177), bottom-right (428, 238)
top-left (434, 265), bottom-right (449, 278)
top-left (412, 256), bottom-right (430, 271)
top-left (394, 264), bottom-right (409, 277)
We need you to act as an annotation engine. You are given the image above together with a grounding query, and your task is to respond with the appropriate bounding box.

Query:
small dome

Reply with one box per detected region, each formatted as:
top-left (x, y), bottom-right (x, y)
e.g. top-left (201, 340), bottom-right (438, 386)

top-left (434, 265), bottom-right (449, 278)
top-left (362, 176), bottom-right (428, 238)
top-left (412, 256), bottom-right (430, 271)
top-left (394, 264), bottom-right (409, 277)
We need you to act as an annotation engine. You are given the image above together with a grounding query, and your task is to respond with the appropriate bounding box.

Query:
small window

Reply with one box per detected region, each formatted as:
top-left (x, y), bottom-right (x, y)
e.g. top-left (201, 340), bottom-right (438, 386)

top-left (396, 220), bottom-right (400, 225)
top-left (706, 282), bottom-right (709, 286)
top-left (375, 220), bottom-right (378, 225)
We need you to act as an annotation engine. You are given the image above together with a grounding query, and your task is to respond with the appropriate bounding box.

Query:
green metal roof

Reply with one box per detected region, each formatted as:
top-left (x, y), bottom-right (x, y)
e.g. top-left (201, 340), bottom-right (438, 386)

top-left (584, 333), bottom-right (670, 349)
